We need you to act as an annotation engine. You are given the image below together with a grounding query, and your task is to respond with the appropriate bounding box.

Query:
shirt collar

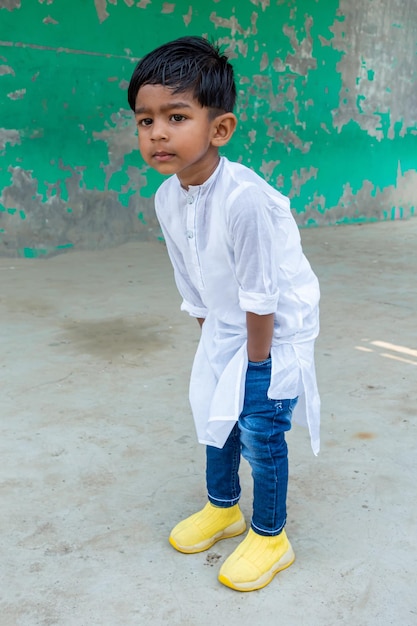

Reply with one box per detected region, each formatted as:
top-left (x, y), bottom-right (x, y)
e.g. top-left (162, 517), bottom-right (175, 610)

top-left (178, 157), bottom-right (225, 195)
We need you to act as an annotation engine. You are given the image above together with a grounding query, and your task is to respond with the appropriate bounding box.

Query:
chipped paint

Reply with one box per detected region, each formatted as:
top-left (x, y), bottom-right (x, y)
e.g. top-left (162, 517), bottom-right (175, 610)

top-left (0, 64), bottom-right (15, 75)
top-left (7, 87), bottom-right (26, 99)
top-left (0, 129), bottom-right (20, 151)
top-left (0, 0), bottom-right (416, 257)
top-left (0, 0), bottom-right (21, 11)
top-left (330, 0), bottom-right (417, 141)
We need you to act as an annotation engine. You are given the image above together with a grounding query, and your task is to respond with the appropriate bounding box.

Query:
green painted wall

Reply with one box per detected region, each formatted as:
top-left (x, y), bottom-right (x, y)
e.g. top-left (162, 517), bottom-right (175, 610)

top-left (0, 0), bottom-right (416, 257)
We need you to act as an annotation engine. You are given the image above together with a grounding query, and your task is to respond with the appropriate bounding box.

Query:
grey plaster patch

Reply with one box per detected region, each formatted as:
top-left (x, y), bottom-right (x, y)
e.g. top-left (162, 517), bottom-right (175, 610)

top-left (93, 109), bottom-right (138, 190)
top-left (0, 166), bottom-right (159, 257)
top-left (0, 0), bottom-right (21, 10)
top-left (329, 0), bottom-right (417, 139)
top-left (0, 64), bottom-right (15, 75)
top-left (0, 128), bottom-right (20, 151)
top-left (301, 167), bottom-right (417, 225)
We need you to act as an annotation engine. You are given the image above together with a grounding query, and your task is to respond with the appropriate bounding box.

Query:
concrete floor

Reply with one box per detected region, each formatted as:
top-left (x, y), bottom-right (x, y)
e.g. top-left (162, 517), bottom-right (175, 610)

top-left (1, 219), bottom-right (416, 626)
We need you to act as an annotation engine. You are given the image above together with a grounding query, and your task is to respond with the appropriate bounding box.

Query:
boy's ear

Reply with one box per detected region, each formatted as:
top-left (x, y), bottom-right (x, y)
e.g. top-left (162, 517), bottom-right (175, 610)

top-left (211, 113), bottom-right (237, 147)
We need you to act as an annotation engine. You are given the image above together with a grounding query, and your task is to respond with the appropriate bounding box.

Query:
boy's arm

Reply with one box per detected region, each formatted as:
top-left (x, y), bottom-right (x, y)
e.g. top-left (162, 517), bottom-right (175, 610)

top-left (197, 318), bottom-right (205, 328)
top-left (246, 312), bottom-right (274, 362)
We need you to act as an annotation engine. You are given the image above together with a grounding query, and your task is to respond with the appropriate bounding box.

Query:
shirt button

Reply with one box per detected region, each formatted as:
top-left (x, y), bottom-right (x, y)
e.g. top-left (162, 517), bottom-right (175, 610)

top-left (186, 195), bottom-right (194, 204)
top-left (186, 230), bottom-right (194, 239)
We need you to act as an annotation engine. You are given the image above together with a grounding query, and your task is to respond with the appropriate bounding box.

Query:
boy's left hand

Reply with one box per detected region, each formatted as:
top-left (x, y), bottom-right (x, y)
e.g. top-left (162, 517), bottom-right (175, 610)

top-left (246, 312), bottom-right (274, 362)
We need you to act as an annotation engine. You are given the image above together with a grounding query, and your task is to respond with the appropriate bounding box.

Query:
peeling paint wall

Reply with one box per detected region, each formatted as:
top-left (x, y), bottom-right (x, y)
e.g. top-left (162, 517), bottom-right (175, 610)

top-left (0, 0), bottom-right (416, 257)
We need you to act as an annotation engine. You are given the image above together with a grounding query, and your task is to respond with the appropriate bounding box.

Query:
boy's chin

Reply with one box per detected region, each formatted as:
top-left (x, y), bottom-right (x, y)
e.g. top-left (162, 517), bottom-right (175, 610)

top-left (152, 163), bottom-right (179, 176)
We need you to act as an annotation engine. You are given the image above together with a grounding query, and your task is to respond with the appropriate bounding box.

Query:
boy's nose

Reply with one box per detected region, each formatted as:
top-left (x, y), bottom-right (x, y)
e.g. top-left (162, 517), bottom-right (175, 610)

top-left (150, 120), bottom-right (168, 141)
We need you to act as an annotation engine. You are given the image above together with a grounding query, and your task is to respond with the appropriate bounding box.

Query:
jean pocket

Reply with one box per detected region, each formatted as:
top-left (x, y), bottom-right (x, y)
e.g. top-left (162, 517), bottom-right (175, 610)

top-left (273, 397), bottom-right (298, 415)
top-left (272, 397), bottom-right (298, 430)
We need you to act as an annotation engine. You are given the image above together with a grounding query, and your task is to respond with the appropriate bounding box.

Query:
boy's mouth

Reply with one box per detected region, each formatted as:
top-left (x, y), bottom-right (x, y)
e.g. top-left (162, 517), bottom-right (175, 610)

top-left (153, 151), bottom-right (175, 162)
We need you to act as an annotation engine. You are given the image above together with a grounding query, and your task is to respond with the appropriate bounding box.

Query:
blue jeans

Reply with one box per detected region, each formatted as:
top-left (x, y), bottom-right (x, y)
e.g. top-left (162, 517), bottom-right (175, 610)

top-left (206, 358), bottom-right (298, 536)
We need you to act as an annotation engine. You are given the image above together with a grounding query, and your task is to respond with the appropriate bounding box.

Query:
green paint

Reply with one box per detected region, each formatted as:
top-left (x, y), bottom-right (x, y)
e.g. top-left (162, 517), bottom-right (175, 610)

top-left (375, 111), bottom-right (392, 139)
top-left (0, 0), bottom-right (416, 256)
top-left (356, 95), bottom-right (366, 112)
top-left (334, 215), bottom-right (378, 225)
top-left (56, 243), bottom-right (74, 250)
top-left (17, 243), bottom-right (73, 258)
top-left (18, 247), bottom-right (48, 259)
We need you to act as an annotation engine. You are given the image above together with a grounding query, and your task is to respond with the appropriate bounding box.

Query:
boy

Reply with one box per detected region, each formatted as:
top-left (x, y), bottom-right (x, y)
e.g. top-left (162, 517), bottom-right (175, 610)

top-left (128, 36), bottom-right (320, 592)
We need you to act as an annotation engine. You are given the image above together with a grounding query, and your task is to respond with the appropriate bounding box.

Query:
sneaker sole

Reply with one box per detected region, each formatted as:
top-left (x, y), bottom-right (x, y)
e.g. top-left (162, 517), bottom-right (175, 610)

top-left (218, 546), bottom-right (295, 591)
top-left (169, 518), bottom-right (247, 554)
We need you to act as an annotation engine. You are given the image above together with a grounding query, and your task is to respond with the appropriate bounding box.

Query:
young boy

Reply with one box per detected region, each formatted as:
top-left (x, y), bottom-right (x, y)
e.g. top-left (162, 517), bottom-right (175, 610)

top-left (128, 36), bottom-right (320, 592)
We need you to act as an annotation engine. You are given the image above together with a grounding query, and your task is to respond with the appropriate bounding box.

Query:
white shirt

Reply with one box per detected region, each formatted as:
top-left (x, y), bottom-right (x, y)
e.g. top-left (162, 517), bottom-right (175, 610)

top-left (155, 157), bottom-right (321, 454)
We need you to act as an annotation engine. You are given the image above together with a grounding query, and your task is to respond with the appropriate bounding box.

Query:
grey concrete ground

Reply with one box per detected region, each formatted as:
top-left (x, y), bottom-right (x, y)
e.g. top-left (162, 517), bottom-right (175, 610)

top-left (1, 219), bottom-right (416, 626)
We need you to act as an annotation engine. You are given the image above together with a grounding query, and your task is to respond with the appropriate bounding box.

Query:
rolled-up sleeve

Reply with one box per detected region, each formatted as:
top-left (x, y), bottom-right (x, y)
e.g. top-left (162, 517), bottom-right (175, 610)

top-left (180, 299), bottom-right (208, 317)
top-left (229, 187), bottom-right (287, 315)
top-left (238, 289), bottom-right (278, 314)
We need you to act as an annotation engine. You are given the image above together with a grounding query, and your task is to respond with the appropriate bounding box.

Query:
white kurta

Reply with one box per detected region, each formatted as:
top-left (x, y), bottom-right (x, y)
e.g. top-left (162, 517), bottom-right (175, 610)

top-left (155, 157), bottom-right (321, 454)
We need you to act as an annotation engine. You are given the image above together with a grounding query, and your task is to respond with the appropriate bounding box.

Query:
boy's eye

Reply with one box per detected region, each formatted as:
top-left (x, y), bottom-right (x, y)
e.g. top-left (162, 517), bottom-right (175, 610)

top-left (171, 114), bottom-right (186, 122)
top-left (138, 118), bottom-right (152, 127)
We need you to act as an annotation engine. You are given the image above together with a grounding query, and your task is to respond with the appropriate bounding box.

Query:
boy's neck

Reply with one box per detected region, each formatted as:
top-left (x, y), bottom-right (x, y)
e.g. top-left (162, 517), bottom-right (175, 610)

top-left (178, 152), bottom-right (221, 190)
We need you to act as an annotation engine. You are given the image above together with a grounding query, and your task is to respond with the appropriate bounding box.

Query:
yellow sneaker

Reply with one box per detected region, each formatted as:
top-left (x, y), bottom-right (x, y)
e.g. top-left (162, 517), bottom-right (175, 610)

top-left (218, 528), bottom-right (295, 591)
top-left (169, 502), bottom-right (246, 554)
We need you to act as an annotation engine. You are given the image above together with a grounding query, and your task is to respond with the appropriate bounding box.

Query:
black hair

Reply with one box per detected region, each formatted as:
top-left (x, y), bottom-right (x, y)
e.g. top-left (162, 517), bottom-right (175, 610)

top-left (127, 36), bottom-right (236, 114)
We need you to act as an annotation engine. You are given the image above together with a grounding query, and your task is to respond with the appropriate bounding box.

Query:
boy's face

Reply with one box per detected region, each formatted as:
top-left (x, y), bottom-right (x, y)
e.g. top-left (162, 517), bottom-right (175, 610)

top-left (134, 84), bottom-right (227, 188)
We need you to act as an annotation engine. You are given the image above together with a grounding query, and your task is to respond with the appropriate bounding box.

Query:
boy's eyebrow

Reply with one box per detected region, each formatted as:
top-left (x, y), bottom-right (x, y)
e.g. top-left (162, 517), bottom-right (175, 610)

top-left (134, 101), bottom-right (193, 115)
